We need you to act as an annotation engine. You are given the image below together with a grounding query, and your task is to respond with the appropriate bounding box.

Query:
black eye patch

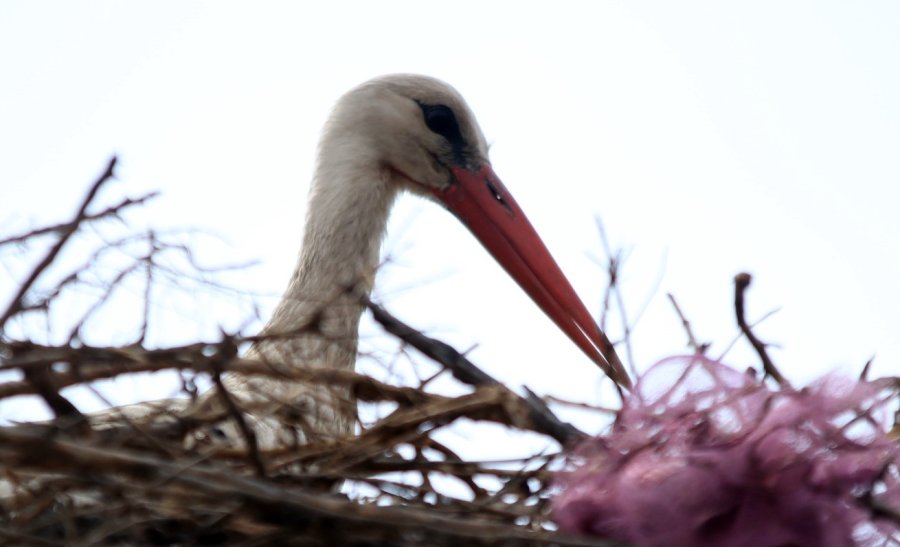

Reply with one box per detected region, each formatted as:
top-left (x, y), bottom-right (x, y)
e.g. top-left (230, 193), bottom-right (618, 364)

top-left (418, 103), bottom-right (467, 162)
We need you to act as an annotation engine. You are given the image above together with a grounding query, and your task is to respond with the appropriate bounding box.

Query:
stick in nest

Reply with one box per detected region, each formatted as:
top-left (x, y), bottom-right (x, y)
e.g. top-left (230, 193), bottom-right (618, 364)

top-left (734, 272), bottom-right (790, 387)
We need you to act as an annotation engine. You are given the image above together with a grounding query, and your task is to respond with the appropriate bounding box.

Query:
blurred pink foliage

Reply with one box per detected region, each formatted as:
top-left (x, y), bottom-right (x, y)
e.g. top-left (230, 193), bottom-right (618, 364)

top-left (552, 356), bottom-right (899, 547)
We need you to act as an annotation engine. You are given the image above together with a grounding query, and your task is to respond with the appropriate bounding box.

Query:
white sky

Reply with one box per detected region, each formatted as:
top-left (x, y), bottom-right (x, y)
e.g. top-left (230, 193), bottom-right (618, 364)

top-left (1, 2), bottom-right (899, 427)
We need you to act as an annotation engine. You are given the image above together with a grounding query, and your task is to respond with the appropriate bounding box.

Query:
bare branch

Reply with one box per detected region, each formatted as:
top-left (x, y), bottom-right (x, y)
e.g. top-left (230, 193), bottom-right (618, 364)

top-left (365, 298), bottom-right (586, 446)
top-left (666, 292), bottom-right (708, 354)
top-left (0, 191), bottom-right (157, 248)
top-left (733, 273), bottom-right (790, 387)
top-left (21, 362), bottom-right (86, 429)
top-left (594, 216), bottom-right (637, 381)
top-left (0, 157), bottom-right (118, 331)
top-left (209, 337), bottom-right (267, 477)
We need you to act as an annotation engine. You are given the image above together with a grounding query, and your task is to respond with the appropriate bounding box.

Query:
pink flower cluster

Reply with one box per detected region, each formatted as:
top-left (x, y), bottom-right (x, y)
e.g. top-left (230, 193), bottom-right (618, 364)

top-left (553, 356), bottom-right (899, 546)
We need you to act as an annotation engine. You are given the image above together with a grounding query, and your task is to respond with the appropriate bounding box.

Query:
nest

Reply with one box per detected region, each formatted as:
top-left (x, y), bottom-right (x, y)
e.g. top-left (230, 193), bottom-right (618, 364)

top-left (0, 158), bottom-right (616, 546)
top-left (0, 317), bottom-right (603, 546)
top-left (2, 158), bottom-right (897, 546)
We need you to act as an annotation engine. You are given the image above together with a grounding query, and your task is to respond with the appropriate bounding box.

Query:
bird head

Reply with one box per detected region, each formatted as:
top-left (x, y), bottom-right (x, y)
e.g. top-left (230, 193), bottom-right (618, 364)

top-left (322, 74), bottom-right (630, 389)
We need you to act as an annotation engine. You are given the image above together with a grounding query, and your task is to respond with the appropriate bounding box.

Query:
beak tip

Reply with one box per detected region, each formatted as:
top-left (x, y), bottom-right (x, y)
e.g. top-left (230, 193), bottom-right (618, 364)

top-left (442, 165), bottom-right (634, 393)
top-left (604, 358), bottom-right (632, 391)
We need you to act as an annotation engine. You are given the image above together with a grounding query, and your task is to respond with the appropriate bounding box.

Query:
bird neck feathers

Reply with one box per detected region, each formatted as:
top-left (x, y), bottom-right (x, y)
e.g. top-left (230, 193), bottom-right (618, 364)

top-left (262, 154), bottom-right (398, 358)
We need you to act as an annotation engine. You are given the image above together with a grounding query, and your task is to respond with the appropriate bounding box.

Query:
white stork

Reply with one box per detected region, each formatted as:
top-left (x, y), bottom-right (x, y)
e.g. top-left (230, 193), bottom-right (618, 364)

top-left (181, 74), bottom-right (629, 450)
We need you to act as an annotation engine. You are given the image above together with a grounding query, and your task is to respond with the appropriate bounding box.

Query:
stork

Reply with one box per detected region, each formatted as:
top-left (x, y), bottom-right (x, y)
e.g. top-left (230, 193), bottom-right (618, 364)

top-left (186, 74), bottom-right (629, 449)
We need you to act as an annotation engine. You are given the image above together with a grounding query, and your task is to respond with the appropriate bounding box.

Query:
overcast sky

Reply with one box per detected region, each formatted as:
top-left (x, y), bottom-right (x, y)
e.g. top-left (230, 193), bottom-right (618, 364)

top-left (2, 2), bottom-right (898, 426)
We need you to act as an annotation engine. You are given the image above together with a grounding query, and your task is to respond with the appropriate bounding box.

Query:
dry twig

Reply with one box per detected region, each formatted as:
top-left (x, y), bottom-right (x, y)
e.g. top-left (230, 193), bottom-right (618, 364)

top-left (0, 157), bottom-right (119, 330)
top-left (666, 292), bottom-right (708, 354)
top-left (366, 297), bottom-right (586, 446)
top-left (734, 272), bottom-right (790, 386)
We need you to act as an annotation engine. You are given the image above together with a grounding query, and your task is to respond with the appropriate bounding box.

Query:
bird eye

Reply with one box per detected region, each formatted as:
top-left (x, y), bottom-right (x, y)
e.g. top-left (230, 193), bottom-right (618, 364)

top-left (420, 104), bottom-right (464, 144)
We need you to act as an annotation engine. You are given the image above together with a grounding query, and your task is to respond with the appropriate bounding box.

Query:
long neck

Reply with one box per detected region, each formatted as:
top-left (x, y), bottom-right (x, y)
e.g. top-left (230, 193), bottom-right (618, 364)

top-left (222, 152), bottom-right (397, 445)
top-left (261, 151), bottom-right (397, 364)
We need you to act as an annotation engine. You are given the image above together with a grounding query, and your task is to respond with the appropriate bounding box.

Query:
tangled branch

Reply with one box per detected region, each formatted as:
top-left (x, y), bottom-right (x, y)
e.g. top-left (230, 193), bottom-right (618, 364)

top-left (0, 160), bottom-right (614, 545)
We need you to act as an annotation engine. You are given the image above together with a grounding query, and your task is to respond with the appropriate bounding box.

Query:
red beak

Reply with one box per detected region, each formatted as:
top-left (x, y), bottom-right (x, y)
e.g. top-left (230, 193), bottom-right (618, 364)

top-left (434, 165), bottom-right (631, 389)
